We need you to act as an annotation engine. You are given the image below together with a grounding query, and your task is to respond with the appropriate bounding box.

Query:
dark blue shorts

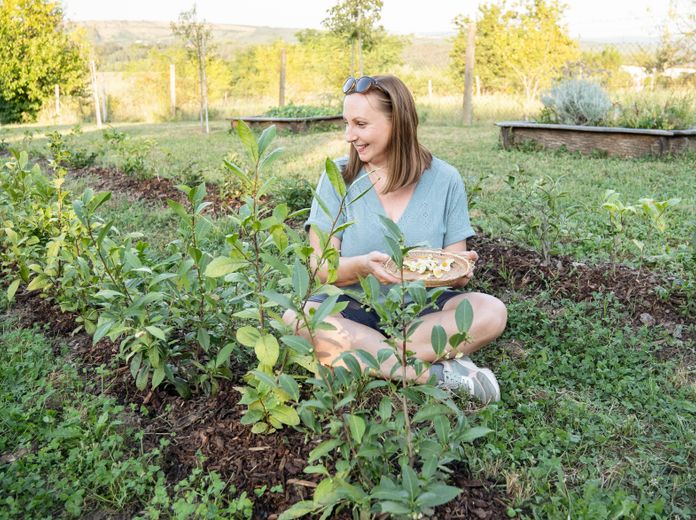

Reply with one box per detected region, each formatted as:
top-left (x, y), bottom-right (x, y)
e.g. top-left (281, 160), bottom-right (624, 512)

top-left (308, 290), bottom-right (463, 337)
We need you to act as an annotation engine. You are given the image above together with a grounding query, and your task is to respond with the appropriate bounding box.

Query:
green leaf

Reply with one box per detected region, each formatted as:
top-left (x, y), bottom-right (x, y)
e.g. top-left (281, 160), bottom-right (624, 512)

top-left (257, 125), bottom-right (277, 157)
top-left (271, 404), bottom-right (300, 426)
top-left (135, 366), bottom-right (149, 390)
top-left (93, 318), bottom-right (115, 345)
top-left (431, 325), bottom-right (447, 357)
top-left (89, 191), bottom-right (112, 212)
top-left (236, 120), bottom-right (259, 162)
top-left (145, 325), bottom-right (166, 341)
top-left (279, 374), bottom-right (300, 401)
top-left (216, 343), bottom-right (235, 368)
top-left (6, 279), bottom-right (20, 301)
top-left (278, 500), bottom-right (317, 520)
top-left (292, 259), bottom-right (309, 298)
top-left (152, 366), bottom-right (165, 389)
top-left (379, 501), bottom-right (411, 515)
top-left (310, 294), bottom-right (343, 327)
top-left (166, 199), bottom-right (189, 219)
top-left (280, 335), bottom-right (314, 355)
top-left (263, 290), bottom-right (295, 311)
top-left (455, 299), bottom-right (474, 333)
top-left (379, 215), bottom-right (403, 240)
top-left (401, 463), bottom-right (419, 499)
top-left (308, 439), bottom-right (342, 463)
top-left (222, 159), bottom-right (249, 185)
top-left (346, 414), bottom-right (366, 443)
top-left (461, 426), bottom-right (493, 443)
top-left (325, 158), bottom-right (346, 198)
top-left (260, 147), bottom-right (284, 171)
top-left (204, 256), bottom-right (245, 278)
top-left (355, 349), bottom-right (381, 372)
top-left (236, 326), bottom-right (262, 347)
top-left (416, 485), bottom-right (461, 508)
top-left (254, 335), bottom-right (280, 366)
top-left (413, 404), bottom-right (454, 423)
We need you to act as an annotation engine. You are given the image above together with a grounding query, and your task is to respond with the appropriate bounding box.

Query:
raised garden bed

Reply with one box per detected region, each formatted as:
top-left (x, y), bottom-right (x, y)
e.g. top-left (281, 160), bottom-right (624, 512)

top-left (496, 121), bottom-right (696, 158)
top-left (230, 115), bottom-right (343, 133)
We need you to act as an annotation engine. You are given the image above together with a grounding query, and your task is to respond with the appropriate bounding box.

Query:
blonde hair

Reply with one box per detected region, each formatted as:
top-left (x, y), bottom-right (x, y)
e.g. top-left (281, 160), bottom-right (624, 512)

top-left (343, 75), bottom-right (432, 193)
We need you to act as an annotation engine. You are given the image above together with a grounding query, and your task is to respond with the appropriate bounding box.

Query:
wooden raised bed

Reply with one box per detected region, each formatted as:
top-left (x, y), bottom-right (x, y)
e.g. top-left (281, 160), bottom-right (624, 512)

top-left (496, 121), bottom-right (696, 158)
top-left (230, 115), bottom-right (343, 133)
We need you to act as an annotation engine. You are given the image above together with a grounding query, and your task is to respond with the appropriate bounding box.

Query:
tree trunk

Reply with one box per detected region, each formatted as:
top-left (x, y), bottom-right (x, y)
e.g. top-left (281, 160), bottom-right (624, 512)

top-left (199, 38), bottom-right (209, 134)
top-left (351, 39), bottom-right (356, 76)
top-left (462, 22), bottom-right (476, 126)
top-left (358, 34), bottom-right (363, 77)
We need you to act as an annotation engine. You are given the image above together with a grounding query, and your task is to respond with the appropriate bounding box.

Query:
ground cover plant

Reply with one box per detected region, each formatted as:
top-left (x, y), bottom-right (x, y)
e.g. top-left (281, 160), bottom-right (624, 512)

top-left (0, 117), bottom-right (694, 518)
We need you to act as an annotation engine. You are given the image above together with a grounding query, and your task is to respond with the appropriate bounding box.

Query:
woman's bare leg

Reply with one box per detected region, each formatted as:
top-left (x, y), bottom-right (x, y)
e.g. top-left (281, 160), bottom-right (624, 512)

top-left (282, 292), bottom-right (507, 382)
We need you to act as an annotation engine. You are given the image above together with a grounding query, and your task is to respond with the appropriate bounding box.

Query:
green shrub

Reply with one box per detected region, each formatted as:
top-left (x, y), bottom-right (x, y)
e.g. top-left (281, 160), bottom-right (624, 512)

top-left (611, 93), bottom-right (696, 130)
top-left (263, 103), bottom-right (337, 118)
top-left (272, 175), bottom-right (314, 214)
top-left (539, 79), bottom-right (612, 126)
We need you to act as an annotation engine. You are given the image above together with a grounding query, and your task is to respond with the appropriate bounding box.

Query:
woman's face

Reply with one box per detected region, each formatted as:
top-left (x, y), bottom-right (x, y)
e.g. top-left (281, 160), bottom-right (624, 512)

top-left (343, 92), bottom-right (392, 169)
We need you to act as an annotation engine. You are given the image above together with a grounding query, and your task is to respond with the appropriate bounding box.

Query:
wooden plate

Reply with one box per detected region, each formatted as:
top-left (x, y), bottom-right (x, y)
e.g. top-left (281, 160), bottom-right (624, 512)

top-left (383, 249), bottom-right (473, 287)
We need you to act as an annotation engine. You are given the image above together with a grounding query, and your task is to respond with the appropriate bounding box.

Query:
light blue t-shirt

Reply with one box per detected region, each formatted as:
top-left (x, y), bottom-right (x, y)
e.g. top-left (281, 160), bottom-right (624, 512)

top-left (305, 156), bottom-right (475, 294)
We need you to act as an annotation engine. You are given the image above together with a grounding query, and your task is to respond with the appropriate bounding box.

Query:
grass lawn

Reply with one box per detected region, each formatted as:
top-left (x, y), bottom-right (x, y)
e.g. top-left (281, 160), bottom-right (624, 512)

top-left (1, 116), bottom-right (694, 518)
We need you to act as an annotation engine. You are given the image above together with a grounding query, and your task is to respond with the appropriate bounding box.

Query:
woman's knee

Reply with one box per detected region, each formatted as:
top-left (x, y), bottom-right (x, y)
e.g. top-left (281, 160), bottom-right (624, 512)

top-left (282, 308), bottom-right (297, 326)
top-left (470, 292), bottom-right (507, 337)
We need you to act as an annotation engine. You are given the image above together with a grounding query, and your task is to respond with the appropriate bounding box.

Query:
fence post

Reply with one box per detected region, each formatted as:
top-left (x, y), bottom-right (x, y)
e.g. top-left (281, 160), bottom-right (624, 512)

top-left (279, 47), bottom-right (286, 107)
top-left (90, 60), bottom-right (102, 129)
top-left (170, 63), bottom-right (176, 118)
top-left (54, 84), bottom-right (60, 120)
top-left (101, 86), bottom-right (108, 123)
top-left (462, 22), bottom-right (476, 126)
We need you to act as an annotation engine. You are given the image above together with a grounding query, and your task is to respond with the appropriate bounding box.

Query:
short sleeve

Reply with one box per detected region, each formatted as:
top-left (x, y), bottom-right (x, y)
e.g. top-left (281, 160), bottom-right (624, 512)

top-left (304, 169), bottom-right (347, 239)
top-left (443, 175), bottom-right (475, 246)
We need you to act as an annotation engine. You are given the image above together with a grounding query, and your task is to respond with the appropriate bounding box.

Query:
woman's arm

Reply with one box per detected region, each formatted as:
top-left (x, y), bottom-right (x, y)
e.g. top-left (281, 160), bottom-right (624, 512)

top-left (309, 228), bottom-right (401, 287)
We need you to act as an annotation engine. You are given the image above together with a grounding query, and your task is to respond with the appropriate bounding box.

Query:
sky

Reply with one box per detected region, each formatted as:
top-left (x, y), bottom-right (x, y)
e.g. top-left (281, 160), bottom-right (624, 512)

top-left (61, 0), bottom-right (680, 41)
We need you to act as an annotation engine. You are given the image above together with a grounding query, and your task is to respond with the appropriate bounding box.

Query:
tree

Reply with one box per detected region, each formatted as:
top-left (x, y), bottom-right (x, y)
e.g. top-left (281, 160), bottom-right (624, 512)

top-left (451, 0), bottom-right (578, 100)
top-left (0, 0), bottom-right (86, 123)
top-left (323, 0), bottom-right (384, 76)
top-left (171, 6), bottom-right (212, 133)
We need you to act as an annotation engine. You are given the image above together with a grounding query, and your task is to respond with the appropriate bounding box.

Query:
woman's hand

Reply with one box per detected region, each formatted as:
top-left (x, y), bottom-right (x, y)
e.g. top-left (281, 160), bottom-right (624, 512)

top-left (451, 249), bottom-right (478, 289)
top-left (363, 251), bottom-right (402, 285)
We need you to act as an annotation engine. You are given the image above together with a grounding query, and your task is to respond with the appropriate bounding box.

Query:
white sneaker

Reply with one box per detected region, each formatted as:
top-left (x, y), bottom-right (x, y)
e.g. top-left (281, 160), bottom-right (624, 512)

top-left (437, 356), bottom-right (501, 403)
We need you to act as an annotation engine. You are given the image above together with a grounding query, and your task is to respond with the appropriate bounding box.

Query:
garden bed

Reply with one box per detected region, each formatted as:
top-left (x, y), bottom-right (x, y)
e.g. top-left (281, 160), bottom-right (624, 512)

top-left (230, 115), bottom-right (343, 133)
top-left (496, 121), bottom-right (696, 158)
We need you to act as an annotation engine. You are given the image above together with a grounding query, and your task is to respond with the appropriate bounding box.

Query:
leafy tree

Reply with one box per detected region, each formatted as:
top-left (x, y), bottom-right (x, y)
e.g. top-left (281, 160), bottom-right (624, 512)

top-left (451, 0), bottom-right (578, 100)
top-left (171, 6), bottom-right (212, 133)
top-left (323, 0), bottom-right (384, 76)
top-left (0, 0), bottom-right (87, 123)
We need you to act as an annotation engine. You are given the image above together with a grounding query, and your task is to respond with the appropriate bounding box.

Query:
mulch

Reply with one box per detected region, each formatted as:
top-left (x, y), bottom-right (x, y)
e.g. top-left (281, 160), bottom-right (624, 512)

top-left (4, 163), bottom-right (693, 518)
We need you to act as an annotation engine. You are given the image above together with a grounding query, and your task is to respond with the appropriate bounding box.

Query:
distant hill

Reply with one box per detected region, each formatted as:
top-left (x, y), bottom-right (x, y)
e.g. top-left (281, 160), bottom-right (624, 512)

top-left (71, 20), bottom-right (301, 47)
top-left (71, 20), bottom-right (657, 70)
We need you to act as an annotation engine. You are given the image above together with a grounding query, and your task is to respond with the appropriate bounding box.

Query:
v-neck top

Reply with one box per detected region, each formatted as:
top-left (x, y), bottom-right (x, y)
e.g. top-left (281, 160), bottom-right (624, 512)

top-left (305, 156), bottom-right (475, 294)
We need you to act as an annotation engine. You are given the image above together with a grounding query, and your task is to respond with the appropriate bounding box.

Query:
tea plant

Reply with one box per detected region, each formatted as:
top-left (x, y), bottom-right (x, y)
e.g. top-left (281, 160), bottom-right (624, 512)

top-left (103, 128), bottom-right (155, 178)
top-left (46, 126), bottom-right (98, 169)
top-left (278, 214), bottom-right (491, 518)
top-left (501, 173), bottom-right (576, 264)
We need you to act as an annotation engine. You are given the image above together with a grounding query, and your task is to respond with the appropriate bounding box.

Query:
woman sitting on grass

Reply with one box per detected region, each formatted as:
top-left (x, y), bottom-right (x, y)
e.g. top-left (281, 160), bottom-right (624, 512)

top-left (283, 74), bottom-right (507, 403)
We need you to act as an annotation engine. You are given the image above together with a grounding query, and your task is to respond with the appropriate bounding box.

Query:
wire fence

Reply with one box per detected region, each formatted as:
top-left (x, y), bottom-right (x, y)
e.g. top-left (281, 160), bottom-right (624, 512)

top-left (42, 12), bottom-right (696, 126)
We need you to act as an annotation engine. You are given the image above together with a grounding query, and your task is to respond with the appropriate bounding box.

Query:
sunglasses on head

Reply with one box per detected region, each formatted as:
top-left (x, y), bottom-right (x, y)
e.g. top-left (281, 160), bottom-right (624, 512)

top-left (342, 75), bottom-right (385, 95)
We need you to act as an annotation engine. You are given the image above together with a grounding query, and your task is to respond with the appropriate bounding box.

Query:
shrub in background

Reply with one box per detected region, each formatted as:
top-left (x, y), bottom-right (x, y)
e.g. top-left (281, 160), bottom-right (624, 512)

top-left (539, 79), bottom-right (612, 126)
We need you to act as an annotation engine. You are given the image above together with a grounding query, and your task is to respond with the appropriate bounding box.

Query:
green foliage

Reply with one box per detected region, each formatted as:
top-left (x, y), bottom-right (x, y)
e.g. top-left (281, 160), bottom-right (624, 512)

top-left (451, 0), bottom-right (578, 99)
top-left (46, 125), bottom-right (98, 169)
top-left (539, 79), bottom-right (612, 126)
top-left (323, 0), bottom-right (385, 75)
top-left (229, 31), bottom-right (405, 100)
top-left (611, 93), bottom-right (696, 130)
top-left (0, 0), bottom-right (87, 123)
top-left (264, 104), bottom-right (338, 118)
top-left (0, 321), bottom-right (256, 518)
top-left (272, 175), bottom-right (315, 215)
top-left (103, 129), bottom-right (156, 178)
top-left (500, 171), bottom-right (577, 264)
